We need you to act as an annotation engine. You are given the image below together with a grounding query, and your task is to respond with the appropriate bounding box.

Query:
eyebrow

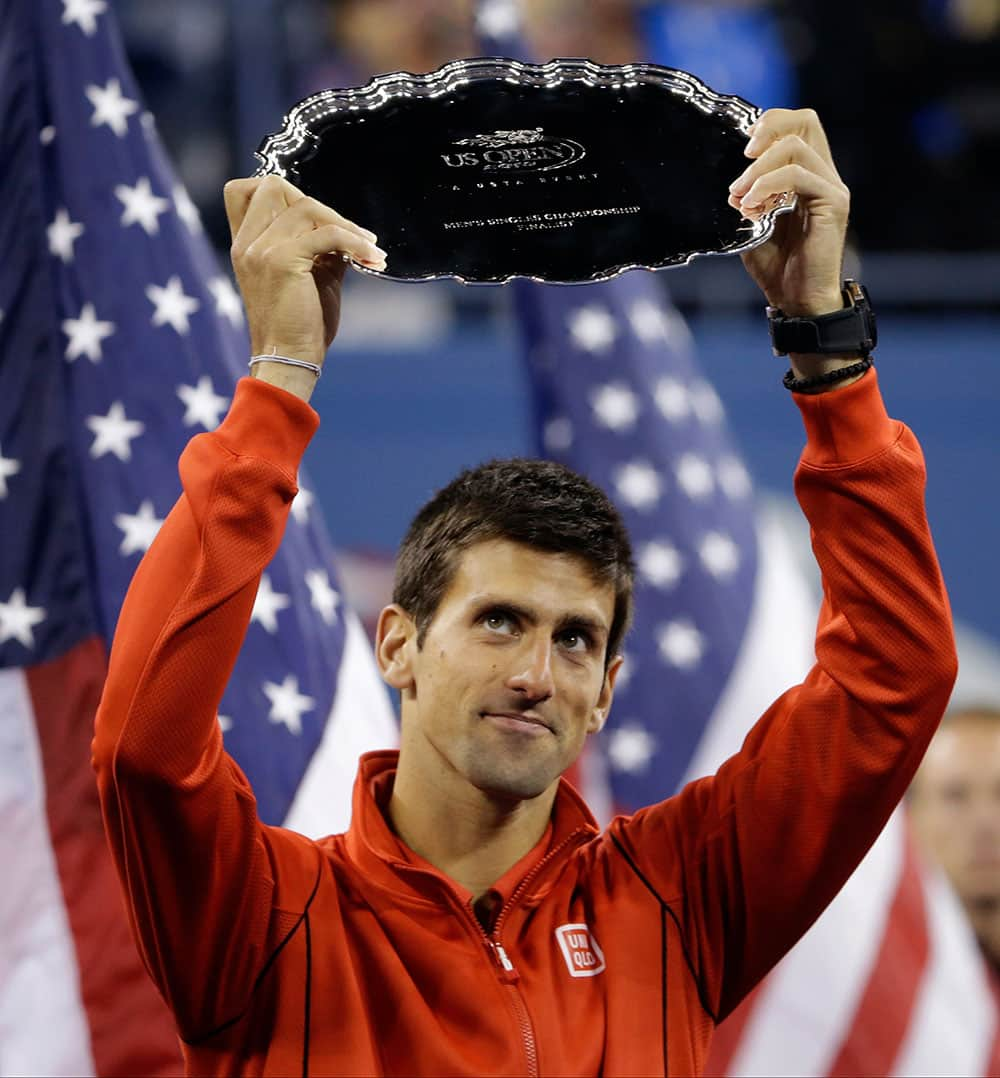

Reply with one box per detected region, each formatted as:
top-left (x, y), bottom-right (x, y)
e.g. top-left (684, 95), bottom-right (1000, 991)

top-left (473, 598), bottom-right (609, 641)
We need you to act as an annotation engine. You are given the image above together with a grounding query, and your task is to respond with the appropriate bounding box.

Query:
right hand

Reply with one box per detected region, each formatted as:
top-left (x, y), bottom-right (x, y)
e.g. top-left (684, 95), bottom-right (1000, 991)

top-left (224, 175), bottom-right (387, 368)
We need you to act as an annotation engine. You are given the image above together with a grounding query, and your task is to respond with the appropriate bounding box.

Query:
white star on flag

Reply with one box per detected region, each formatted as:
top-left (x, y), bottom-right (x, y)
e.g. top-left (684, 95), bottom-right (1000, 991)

top-left (115, 177), bottom-right (170, 235)
top-left (61, 0), bottom-right (107, 35)
top-left (217, 714), bottom-right (233, 733)
top-left (606, 722), bottom-right (657, 773)
top-left (654, 376), bottom-right (691, 422)
top-left (657, 619), bottom-right (706, 670)
top-left (173, 184), bottom-right (203, 234)
top-left (263, 674), bottom-right (315, 736)
top-left (208, 276), bottom-right (244, 328)
top-left (146, 276), bottom-right (199, 335)
top-left (0, 445), bottom-right (22, 499)
top-left (0, 588), bottom-right (47, 649)
top-left (114, 499), bottom-right (164, 556)
top-left (699, 531), bottom-right (741, 580)
top-left (628, 297), bottom-right (690, 348)
top-left (542, 416), bottom-right (573, 453)
top-left (676, 453), bottom-right (715, 500)
top-left (85, 78), bottom-right (139, 137)
top-left (86, 401), bottom-right (145, 461)
top-left (475, 0), bottom-right (520, 38)
top-left (62, 302), bottom-right (116, 362)
top-left (614, 460), bottom-right (662, 510)
top-left (718, 456), bottom-right (753, 499)
top-left (590, 382), bottom-right (640, 432)
top-left (567, 305), bottom-right (618, 353)
top-left (306, 569), bottom-right (340, 626)
top-left (638, 540), bottom-right (684, 589)
top-left (250, 574), bottom-right (291, 634)
top-left (39, 126), bottom-right (57, 145)
top-left (691, 380), bottom-right (725, 426)
top-left (47, 207), bottom-right (85, 263)
top-left (177, 375), bottom-right (229, 429)
top-left (290, 486), bottom-right (315, 525)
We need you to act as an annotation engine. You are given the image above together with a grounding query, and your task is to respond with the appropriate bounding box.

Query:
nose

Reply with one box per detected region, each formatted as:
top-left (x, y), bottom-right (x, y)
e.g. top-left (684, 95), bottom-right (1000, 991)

top-left (506, 635), bottom-right (555, 703)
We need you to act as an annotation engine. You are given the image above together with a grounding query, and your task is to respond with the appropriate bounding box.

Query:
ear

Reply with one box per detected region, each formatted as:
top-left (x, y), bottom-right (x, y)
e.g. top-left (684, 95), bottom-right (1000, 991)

top-left (587, 653), bottom-right (624, 735)
top-left (375, 604), bottom-right (417, 692)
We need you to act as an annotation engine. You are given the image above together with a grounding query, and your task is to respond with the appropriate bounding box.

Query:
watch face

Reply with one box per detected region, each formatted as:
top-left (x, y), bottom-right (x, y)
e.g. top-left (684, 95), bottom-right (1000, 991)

top-left (256, 57), bottom-right (795, 285)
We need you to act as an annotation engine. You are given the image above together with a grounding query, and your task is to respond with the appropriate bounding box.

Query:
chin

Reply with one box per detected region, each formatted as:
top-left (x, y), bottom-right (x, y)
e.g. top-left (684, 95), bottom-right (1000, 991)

top-left (466, 758), bottom-right (558, 803)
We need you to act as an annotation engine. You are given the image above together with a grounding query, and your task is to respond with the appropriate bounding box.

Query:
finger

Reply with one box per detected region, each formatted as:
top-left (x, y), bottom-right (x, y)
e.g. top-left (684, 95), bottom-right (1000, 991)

top-left (223, 175), bottom-right (293, 243)
top-left (252, 223), bottom-right (387, 272)
top-left (729, 134), bottom-right (842, 200)
top-left (736, 163), bottom-right (849, 217)
top-left (253, 193), bottom-right (380, 254)
top-left (223, 177), bottom-right (265, 241)
top-left (745, 108), bottom-right (836, 174)
top-left (228, 174), bottom-right (307, 253)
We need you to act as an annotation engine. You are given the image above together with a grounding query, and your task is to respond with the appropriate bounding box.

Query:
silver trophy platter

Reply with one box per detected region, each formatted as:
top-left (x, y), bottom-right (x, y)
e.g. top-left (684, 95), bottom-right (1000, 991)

top-left (257, 57), bottom-right (794, 285)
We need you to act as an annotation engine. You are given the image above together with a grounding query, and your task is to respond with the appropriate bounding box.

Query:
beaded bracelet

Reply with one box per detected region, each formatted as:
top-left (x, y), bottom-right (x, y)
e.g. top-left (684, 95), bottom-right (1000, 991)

top-left (248, 354), bottom-right (323, 380)
top-left (783, 357), bottom-right (873, 393)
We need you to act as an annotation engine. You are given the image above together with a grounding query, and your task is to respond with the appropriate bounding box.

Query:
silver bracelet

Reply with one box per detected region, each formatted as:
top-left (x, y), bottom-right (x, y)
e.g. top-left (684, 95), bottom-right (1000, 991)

top-left (248, 354), bottom-right (322, 379)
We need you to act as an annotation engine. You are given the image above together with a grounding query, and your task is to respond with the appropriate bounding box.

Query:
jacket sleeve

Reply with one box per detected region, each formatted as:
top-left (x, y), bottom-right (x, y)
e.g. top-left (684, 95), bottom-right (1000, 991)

top-left (92, 377), bottom-right (320, 1038)
top-left (609, 368), bottom-right (958, 1023)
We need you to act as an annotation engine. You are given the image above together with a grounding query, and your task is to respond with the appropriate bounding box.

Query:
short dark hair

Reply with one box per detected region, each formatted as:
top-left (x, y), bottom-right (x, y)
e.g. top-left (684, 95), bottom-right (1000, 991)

top-left (393, 459), bottom-right (634, 666)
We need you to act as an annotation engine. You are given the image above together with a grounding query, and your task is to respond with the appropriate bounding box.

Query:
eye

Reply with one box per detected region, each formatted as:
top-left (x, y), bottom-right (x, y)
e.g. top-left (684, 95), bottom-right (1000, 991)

top-left (557, 628), bottom-right (591, 653)
top-left (482, 610), bottom-right (516, 634)
top-left (940, 783), bottom-right (969, 806)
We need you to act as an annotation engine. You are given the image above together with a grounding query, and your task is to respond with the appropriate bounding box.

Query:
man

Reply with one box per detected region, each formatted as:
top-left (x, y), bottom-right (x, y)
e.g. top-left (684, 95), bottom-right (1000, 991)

top-left (93, 109), bottom-right (957, 1076)
top-left (910, 708), bottom-right (1000, 978)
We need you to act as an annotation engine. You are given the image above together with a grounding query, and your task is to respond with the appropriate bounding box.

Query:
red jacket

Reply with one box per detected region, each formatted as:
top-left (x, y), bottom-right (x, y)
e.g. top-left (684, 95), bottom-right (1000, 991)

top-left (93, 371), bottom-right (956, 1077)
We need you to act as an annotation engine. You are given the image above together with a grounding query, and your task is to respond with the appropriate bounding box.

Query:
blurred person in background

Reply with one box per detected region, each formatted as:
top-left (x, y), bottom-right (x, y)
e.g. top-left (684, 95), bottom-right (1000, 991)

top-left (911, 708), bottom-right (1000, 987)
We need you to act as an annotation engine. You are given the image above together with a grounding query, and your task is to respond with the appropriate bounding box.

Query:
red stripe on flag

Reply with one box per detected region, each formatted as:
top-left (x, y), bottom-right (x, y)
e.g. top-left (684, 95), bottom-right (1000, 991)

top-left (825, 824), bottom-right (929, 1077)
top-left (987, 968), bottom-right (1000, 1077)
top-left (27, 636), bottom-right (182, 1077)
top-left (703, 980), bottom-right (766, 1076)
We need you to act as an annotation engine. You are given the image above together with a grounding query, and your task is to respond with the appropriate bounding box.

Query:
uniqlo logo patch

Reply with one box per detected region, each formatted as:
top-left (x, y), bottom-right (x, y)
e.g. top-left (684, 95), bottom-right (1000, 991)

top-left (555, 923), bottom-right (606, 978)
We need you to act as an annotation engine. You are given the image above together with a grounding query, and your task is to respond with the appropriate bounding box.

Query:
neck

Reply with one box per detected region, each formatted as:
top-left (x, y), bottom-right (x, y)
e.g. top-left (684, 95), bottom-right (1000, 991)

top-left (388, 751), bottom-right (556, 901)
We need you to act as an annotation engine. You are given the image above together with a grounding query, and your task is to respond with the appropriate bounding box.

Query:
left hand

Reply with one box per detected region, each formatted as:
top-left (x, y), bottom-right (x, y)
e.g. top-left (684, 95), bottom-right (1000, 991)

top-left (728, 108), bottom-right (849, 317)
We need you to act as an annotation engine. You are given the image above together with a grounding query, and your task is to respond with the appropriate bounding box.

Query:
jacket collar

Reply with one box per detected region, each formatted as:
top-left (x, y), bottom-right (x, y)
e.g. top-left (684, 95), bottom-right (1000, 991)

top-left (344, 750), bottom-right (599, 903)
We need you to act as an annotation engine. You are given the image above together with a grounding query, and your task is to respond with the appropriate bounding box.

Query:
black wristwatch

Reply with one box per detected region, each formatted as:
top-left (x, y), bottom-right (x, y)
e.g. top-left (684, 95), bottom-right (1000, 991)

top-left (767, 280), bottom-right (877, 357)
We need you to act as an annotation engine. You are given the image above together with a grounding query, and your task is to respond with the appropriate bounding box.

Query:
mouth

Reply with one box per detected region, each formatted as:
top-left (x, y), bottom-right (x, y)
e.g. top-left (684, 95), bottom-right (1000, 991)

top-left (481, 710), bottom-right (553, 736)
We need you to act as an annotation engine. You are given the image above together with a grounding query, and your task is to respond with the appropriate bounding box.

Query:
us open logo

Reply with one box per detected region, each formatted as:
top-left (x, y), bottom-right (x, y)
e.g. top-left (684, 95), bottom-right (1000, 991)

top-left (441, 128), bottom-right (587, 173)
top-left (555, 924), bottom-right (606, 978)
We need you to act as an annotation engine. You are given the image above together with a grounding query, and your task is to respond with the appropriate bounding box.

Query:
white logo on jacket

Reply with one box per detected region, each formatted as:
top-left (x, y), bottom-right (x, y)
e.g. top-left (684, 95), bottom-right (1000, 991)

top-left (555, 924), bottom-right (606, 977)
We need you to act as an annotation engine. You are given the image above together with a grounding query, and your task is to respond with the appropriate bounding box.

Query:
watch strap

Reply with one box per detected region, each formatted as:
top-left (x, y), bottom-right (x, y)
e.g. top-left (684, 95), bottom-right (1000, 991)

top-left (768, 281), bottom-right (877, 357)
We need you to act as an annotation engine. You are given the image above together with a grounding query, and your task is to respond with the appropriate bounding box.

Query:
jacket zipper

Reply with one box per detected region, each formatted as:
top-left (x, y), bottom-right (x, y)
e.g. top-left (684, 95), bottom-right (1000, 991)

top-left (395, 826), bottom-right (593, 1077)
top-left (475, 924), bottom-right (538, 1076)
top-left (479, 827), bottom-right (591, 1078)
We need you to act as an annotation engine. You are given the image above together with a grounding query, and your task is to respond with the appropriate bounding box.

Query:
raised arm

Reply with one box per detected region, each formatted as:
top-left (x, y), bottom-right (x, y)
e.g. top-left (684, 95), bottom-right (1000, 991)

top-left (92, 176), bottom-right (381, 1036)
top-left (224, 174), bottom-right (386, 400)
top-left (609, 110), bottom-right (957, 1021)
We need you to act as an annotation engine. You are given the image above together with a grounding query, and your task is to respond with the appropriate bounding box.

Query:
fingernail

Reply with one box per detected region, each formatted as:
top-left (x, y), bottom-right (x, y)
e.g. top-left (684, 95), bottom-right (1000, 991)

top-left (729, 171), bottom-right (749, 192)
top-left (369, 244), bottom-right (388, 260)
top-left (361, 228), bottom-right (378, 242)
top-left (745, 136), bottom-right (762, 157)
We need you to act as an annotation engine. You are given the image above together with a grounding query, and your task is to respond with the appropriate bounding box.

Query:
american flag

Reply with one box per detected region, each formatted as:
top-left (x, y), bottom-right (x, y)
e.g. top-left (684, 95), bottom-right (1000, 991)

top-left (0, 0), bottom-right (395, 1073)
top-left (477, 1), bottom-right (1000, 1074)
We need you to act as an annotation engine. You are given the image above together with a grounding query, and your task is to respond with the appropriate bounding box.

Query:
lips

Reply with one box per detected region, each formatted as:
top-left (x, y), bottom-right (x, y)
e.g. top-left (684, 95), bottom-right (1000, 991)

top-left (481, 710), bottom-right (553, 733)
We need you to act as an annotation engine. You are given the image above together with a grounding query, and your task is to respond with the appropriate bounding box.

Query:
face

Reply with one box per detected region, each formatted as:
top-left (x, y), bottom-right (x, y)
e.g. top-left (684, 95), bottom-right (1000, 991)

top-left (910, 714), bottom-right (1000, 950)
top-left (378, 539), bottom-right (621, 803)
